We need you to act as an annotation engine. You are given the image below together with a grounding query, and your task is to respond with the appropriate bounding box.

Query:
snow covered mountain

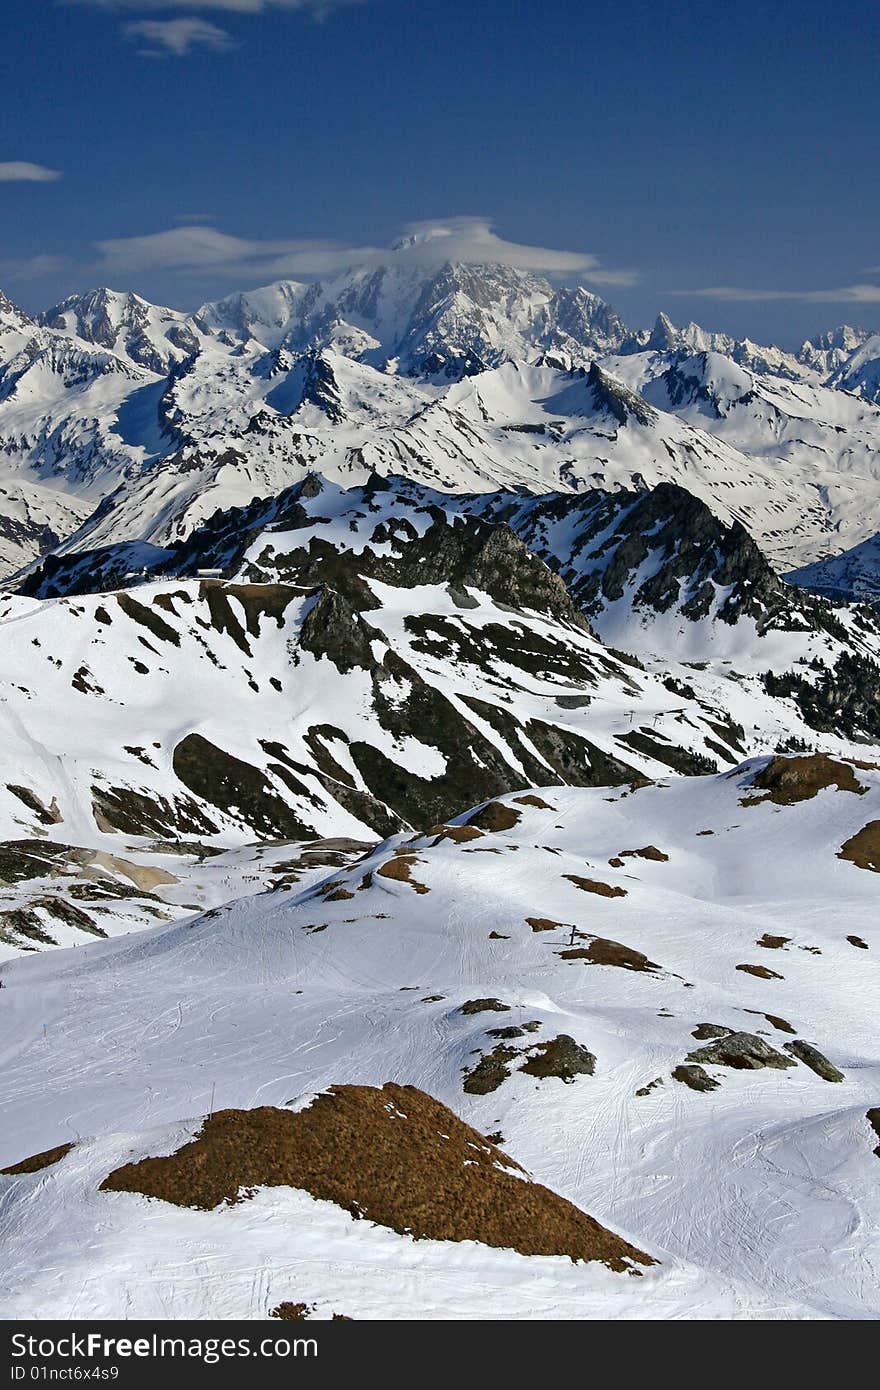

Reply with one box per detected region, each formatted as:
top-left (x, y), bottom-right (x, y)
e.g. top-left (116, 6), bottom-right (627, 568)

top-left (1, 756), bottom-right (877, 1318)
top-left (797, 324), bottom-right (876, 376)
top-left (0, 477), bottom-right (89, 577)
top-left (17, 345), bottom-right (877, 577)
top-left (195, 262), bottom-right (632, 373)
top-left (38, 288), bottom-right (202, 375)
top-left (0, 265), bottom-right (878, 580)
top-left (827, 333), bottom-right (880, 404)
top-left (0, 290), bottom-right (34, 335)
top-left (3, 485), bottom-right (772, 957)
top-left (1, 260), bottom-right (879, 1320)
top-left (4, 470), bottom-right (876, 925)
top-left (635, 312), bottom-right (811, 381)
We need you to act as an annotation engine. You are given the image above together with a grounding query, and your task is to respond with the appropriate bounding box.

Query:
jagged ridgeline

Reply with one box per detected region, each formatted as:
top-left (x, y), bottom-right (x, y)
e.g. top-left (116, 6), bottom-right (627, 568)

top-left (2, 479), bottom-right (685, 850)
top-left (1, 262), bottom-right (880, 587)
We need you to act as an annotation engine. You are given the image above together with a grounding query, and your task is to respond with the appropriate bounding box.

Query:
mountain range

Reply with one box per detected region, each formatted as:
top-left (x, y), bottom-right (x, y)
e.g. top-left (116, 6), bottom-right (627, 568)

top-left (0, 259), bottom-right (878, 1321)
top-left (0, 265), bottom-right (878, 583)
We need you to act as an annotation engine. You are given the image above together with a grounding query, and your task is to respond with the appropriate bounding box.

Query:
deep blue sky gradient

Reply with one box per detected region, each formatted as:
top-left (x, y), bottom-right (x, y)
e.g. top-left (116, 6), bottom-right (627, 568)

top-left (1, 0), bottom-right (877, 345)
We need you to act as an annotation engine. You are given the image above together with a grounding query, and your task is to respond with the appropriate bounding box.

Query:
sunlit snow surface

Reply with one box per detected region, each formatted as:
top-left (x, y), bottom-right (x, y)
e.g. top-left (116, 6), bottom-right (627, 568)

top-left (0, 769), bottom-right (877, 1319)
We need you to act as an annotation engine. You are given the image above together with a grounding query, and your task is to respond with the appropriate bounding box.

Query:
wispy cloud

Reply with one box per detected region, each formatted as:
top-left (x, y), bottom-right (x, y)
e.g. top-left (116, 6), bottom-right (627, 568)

top-left (92, 217), bottom-right (639, 286)
top-left (675, 284), bottom-right (880, 304)
top-left (0, 254), bottom-right (69, 280)
top-left (0, 162), bottom-right (61, 183)
top-left (124, 18), bottom-right (235, 56)
top-left (69, 1), bottom-right (364, 15)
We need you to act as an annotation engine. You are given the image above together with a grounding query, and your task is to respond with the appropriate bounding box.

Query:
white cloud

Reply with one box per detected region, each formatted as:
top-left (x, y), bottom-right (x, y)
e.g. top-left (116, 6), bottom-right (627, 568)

top-left (677, 284), bottom-right (880, 304)
top-left (95, 225), bottom-right (295, 272)
top-left (69, 1), bottom-right (363, 15)
top-left (392, 218), bottom-right (637, 280)
top-left (0, 162), bottom-right (61, 183)
top-left (0, 255), bottom-right (68, 280)
top-left (124, 18), bottom-right (235, 56)
top-left (94, 217), bottom-right (638, 286)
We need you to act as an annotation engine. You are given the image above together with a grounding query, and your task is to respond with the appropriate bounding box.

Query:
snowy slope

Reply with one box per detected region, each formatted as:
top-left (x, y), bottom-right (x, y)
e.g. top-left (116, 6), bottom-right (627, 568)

top-left (1, 758), bottom-right (877, 1319)
top-left (0, 477), bottom-right (90, 577)
top-left (0, 545), bottom-right (739, 915)
top-left (0, 340), bottom-right (164, 488)
top-left (3, 470), bottom-right (877, 965)
top-left (23, 468), bottom-right (880, 743)
top-left (828, 333), bottom-right (880, 404)
top-left (787, 530), bottom-right (880, 607)
top-left (601, 349), bottom-right (880, 567)
top-left (31, 347), bottom-right (880, 574)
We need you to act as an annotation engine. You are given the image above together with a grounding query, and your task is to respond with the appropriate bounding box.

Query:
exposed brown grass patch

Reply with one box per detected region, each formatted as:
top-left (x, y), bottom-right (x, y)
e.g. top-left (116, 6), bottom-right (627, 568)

top-left (564, 875), bottom-right (627, 899)
top-left (2, 1142), bottom-right (73, 1175)
top-left (460, 998), bottom-right (510, 1015)
top-left (432, 824), bottom-right (484, 844)
top-left (756, 933), bottom-right (790, 950)
top-left (513, 795), bottom-right (555, 810)
top-left (558, 937), bottom-right (657, 972)
top-left (526, 916), bottom-right (562, 932)
top-left (99, 1086), bottom-right (652, 1270)
top-left (271, 1303), bottom-right (313, 1320)
top-left (377, 856), bottom-right (430, 894)
top-left (324, 888), bottom-right (355, 902)
top-left (764, 1013), bottom-right (795, 1034)
top-left (744, 1009), bottom-right (796, 1034)
top-left (743, 755), bottom-right (866, 807)
top-left (838, 821), bottom-right (880, 873)
top-left (466, 802), bottom-right (522, 832)
top-left (736, 963), bottom-right (783, 980)
top-left (847, 934), bottom-right (869, 949)
top-left (270, 1300), bottom-right (351, 1321)
top-left (620, 846), bottom-right (668, 862)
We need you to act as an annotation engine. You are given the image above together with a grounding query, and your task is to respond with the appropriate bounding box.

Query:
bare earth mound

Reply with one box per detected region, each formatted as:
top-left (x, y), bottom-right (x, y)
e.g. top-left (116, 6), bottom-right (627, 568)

top-left (376, 856), bottom-right (430, 893)
top-left (465, 801), bottom-right (522, 832)
top-left (1, 1142), bottom-right (73, 1176)
top-left (743, 755), bottom-right (866, 806)
top-left (99, 1084), bottom-right (653, 1271)
top-left (559, 937), bottom-right (658, 972)
top-left (564, 875), bottom-right (627, 898)
top-left (838, 821), bottom-right (880, 873)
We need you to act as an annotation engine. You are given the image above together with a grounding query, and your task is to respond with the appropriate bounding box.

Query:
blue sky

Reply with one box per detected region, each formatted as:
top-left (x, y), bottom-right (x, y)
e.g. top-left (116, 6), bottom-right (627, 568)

top-left (0, 0), bottom-right (877, 345)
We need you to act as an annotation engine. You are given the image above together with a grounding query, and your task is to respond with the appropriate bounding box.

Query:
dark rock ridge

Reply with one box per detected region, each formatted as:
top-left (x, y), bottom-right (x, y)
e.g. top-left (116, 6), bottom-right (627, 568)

top-left (477, 480), bottom-right (811, 630)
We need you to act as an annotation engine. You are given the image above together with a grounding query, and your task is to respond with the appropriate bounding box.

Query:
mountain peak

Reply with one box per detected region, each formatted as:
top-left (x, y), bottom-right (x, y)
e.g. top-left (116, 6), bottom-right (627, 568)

top-left (0, 288), bottom-right (34, 332)
top-left (38, 286), bottom-right (198, 373)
